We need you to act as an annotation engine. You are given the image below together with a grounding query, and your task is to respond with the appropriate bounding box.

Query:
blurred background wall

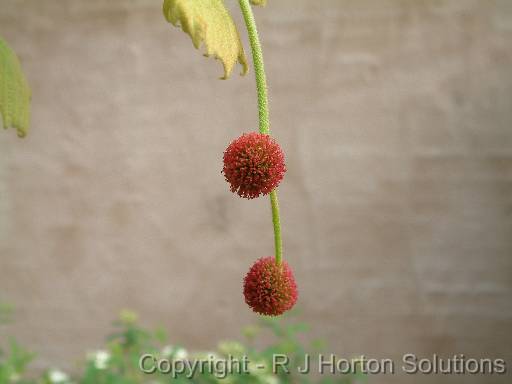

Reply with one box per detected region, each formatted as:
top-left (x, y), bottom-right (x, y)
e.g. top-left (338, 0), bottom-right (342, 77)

top-left (1, 1), bottom-right (511, 383)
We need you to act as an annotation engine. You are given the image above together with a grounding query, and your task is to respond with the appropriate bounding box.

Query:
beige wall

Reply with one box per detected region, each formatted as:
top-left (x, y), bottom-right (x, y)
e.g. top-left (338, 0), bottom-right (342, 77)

top-left (1, 1), bottom-right (511, 383)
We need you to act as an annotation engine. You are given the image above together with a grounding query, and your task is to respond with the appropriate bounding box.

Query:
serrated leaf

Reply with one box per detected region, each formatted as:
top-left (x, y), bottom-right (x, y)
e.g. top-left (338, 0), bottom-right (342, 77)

top-left (163, 0), bottom-right (249, 79)
top-left (0, 38), bottom-right (31, 137)
top-left (250, 0), bottom-right (267, 6)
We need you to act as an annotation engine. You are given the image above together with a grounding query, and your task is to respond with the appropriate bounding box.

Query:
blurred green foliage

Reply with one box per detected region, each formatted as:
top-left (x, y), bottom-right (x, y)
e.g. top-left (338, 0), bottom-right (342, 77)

top-left (0, 304), bottom-right (363, 384)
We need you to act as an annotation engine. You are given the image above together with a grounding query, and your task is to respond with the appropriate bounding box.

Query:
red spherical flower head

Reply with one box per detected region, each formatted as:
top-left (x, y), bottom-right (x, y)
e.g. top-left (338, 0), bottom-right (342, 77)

top-left (243, 256), bottom-right (298, 316)
top-left (223, 132), bottom-right (286, 199)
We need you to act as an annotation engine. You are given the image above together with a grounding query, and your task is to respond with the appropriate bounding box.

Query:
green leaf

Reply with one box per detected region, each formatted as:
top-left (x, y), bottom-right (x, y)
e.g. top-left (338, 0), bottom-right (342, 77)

top-left (0, 38), bottom-right (31, 137)
top-left (250, 0), bottom-right (267, 6)
top-left (163, 0), bottom-right (249, 79)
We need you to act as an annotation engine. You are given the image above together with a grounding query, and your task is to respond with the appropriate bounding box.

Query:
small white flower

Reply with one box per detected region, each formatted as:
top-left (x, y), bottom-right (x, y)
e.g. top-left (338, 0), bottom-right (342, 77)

top-left (161, 345), bottom-right (174, 356)
top-left (173, 348), bottom-right (188, 361)
top-left (93, 350), bottom-right (110, 370)
top-left (48, 369), bottom-right (69, 383)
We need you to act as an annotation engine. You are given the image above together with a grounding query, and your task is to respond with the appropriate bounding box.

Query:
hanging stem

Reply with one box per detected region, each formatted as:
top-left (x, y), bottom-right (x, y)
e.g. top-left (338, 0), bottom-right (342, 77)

top-left (238, 0), bottom-right (282, 265)
top-left (269, 190), bottom-right (282, 264)
top-left (238, 0), bottom-right (269, 134)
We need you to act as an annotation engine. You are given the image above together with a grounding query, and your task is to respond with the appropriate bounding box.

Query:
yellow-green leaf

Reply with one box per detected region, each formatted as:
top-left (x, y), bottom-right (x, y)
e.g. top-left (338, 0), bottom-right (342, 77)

top-left (0, 38), bottom-right (31, 137)
top-left (250, 0), bottom-right (267, 6)
top-left (163, 0), bottom-right (249, 79)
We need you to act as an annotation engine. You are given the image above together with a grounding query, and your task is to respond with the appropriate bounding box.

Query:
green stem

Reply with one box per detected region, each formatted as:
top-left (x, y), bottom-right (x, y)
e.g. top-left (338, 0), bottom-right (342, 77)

top-left (239, 0), bottom-right (282, 264)
top-left (269, 190), bottom-right (282, 264)
top-left (238, 0), bottom-right (269, 135)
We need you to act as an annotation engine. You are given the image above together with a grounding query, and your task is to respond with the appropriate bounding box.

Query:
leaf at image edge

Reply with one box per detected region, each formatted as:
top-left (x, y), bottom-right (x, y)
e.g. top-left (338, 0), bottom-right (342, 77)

top-left (0, 38), bottom-right (31, 138)
top-left (163, 0), bottom-right (249, 79)
top-left (250, 0), bottom-right (267, 6)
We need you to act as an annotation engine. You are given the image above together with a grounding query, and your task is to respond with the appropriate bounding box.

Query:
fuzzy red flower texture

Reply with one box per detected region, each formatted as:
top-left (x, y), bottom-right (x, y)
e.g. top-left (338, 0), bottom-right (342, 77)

top-left (222, 132), bottom-right (286, 199)
top-left (243, 256), bottom-right (298, 316)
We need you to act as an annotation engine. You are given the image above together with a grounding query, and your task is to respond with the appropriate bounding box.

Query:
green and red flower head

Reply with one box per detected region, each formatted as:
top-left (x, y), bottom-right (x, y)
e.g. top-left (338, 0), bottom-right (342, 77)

top-left (222, 132), bottom-right (286, 199)
top-left (243, 256), bottom-right (298, 316)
